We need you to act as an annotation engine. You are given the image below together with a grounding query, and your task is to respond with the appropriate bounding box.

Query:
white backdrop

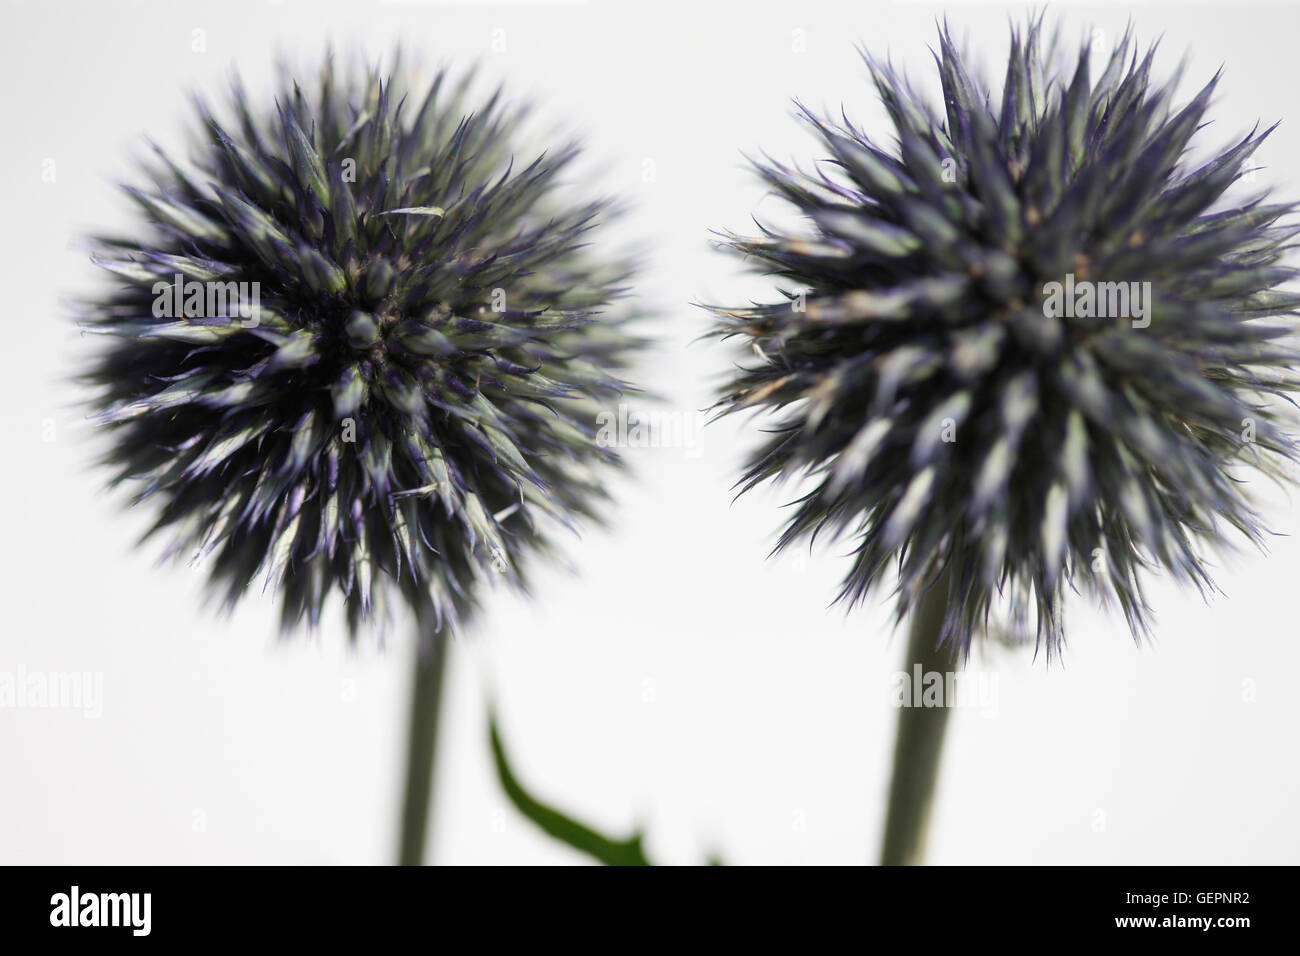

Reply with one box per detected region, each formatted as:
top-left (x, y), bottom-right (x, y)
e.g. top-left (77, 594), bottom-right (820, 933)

top-left (2, 0), bottom-right (1298, 865)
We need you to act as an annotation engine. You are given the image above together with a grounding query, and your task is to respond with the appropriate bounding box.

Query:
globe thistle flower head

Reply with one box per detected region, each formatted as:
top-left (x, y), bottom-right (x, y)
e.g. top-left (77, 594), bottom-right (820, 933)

top-left (709, 22), bottom-right (1300, 657)
top-left (83, 54), bottom-right (640, 637)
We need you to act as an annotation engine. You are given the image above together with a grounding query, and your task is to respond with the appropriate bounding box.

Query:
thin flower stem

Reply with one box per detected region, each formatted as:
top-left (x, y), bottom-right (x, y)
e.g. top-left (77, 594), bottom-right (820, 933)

top-left (880, 568), bottom-right (955, 866)
top-left (397, 595), bottom-right (450, 866)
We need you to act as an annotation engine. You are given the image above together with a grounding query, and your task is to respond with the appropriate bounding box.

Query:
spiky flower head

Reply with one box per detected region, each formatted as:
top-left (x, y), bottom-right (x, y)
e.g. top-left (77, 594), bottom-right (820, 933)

top-left (710, 22), bottom-right (1300, 656)
top-left (83, 54), bottom-right (639, 636)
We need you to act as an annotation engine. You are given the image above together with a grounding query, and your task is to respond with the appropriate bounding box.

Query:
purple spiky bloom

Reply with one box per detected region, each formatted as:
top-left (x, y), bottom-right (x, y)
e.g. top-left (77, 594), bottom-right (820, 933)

top-left (709, 22), bottom-right (1300, 656)
top-left (82, 55), bottom-right (641, 637)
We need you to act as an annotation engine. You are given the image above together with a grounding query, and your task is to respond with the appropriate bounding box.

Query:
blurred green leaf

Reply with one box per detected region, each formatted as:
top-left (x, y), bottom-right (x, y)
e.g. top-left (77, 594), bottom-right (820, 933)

top-left (489, 712), bottom-right (653, 866)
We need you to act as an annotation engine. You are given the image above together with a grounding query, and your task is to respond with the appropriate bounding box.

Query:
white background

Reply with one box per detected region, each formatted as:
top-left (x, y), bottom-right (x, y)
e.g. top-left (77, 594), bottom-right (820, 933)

top-left (2, 0), bottom-right (1298, 865)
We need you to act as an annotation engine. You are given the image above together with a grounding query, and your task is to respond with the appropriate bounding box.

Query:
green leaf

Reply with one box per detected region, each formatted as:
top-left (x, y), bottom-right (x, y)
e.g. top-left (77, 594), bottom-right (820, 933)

top-left (489, 712), bottom-right (653, 866)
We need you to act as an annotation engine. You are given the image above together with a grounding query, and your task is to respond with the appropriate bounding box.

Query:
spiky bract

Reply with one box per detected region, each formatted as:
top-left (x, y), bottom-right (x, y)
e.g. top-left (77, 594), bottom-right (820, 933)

top-left (711, 23), bottom-right (1300, 655)
top-left (84, 55), bottom-right (639, 635)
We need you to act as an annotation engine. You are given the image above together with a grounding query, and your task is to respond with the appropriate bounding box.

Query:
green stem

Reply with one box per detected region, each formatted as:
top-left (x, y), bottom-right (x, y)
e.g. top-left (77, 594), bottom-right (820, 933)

top-left (397, 595), bottom-right (450, 866)
top-left (880, 568), bottom-right (955, 866)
